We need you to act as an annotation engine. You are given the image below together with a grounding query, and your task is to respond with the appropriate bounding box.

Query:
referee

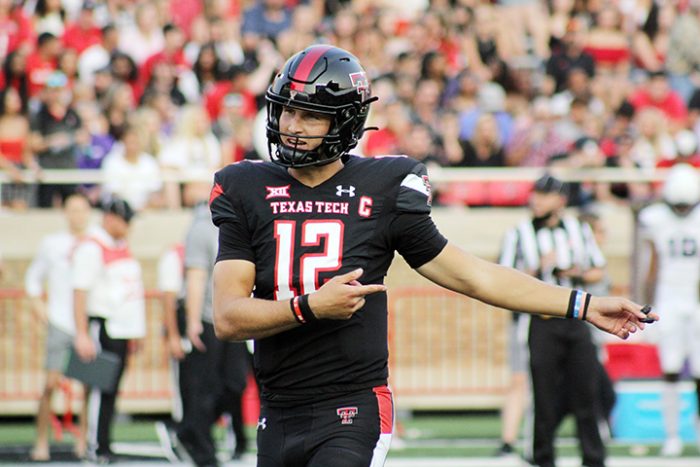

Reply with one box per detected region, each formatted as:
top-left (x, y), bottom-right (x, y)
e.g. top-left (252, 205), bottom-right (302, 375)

top-left (500, 174), bottom-right (608, 467)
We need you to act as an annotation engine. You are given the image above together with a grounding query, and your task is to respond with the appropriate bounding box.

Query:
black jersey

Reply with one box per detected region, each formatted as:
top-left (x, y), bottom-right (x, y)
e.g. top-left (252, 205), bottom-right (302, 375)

top-left (210, 155), bottom-right (447, 398)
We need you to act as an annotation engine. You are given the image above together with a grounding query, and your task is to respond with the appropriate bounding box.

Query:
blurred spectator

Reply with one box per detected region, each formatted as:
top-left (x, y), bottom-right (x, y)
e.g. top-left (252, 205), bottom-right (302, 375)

top-left (0, 87), bottom-right (37, 209)
top-left (141, 60), bottom-right (187, 107)
top-left (629, 70), bottom-right (688, 132)
top-left (32, 0), bottom-right (65, 38)
top-left (437, 110), bottom-right (463, 166)
top-left (458, 81), bottom-right (514, 146)
top-left (400, 121), bottom-right (443, 168)
top-left (153, 240), bottom-right (188, 464)
top-left (26, 32), bottom-right (60, 98)
top-left (496, 0), bottom-right (549, 61)
top-left (241, 0), bottom-right (292, 48)
top-left (62, 1), bottom-right (101, 55)
top-left (0, 0), bottom-right (35, 62)
top-left (363, 99), bottom-right (410, 157)
top-left (57, 48), bottom-right (79, 88)
top-left (461, 3), bottom-right (512, 83)
top-left (159, 105), bottom-right (221, 208)
top-left (208, 15), bottom-right (245, 67)
top-left (174, 182), bottom-right (250, 463)
top-left (25, 192), bottom-right (93, 461)
top-left (74, 102), bottom-right (114, 204)
top-left (189, 42), bottom-right (227, 97)
top-left (276, 4), bottom-right (319, 59)
top-left (666, 2), bottom-right (700, 103)
top-left (410, 78), bottom-right (442, 132)
top-left (101, 123), bottom-right (163, 211)
top-left (118, 1), bottom-right (164, 66)
top-left (131, 106), bottom-right (165, 161)
top-left (456, 113), bottom-right (506, 167)
top-left (72, 197), bottom-right (145, 464)
top-left (140, 23), bottom-right (188, 92)
top-left (632, 1), bottom-right (675, 74)
top-left (78, 24), bottom-right (118, 86)
top-left (3, 49), bottom-right (30, 110)
top-left (30, 71), bottom-right (82, 208)
top-left (584, 5), bottom-right (631, 110)
top-left (104, 81), bottom-right (135, 140)
top-left (546, 18), bottom-right (596, 94)
top-left (507, 96), bottom-right (568, 167)
top-left (629, 107), bottom-right (676, 169)
top-left (109, 51), bottom-right (141, 101)
top-left (584, 5), bottom-right (631, 74)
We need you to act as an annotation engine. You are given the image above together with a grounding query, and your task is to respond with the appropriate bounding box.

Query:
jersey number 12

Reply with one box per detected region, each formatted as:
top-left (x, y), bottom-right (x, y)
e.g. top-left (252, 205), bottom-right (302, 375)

top-left (274, 220), bottom-right (344, 299)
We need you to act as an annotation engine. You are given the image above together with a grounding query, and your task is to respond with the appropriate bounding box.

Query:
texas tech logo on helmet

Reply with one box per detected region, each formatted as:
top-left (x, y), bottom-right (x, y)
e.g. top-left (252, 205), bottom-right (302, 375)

top-left (336, 407), bottom-right (358, 425)
top-left (349, 71), bottom-right (370, 101)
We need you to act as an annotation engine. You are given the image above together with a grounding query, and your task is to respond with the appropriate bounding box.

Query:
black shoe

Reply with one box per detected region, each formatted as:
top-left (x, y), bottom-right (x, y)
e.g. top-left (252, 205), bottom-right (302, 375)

top-left (494, 443), bottom-right (516, 457)
top-left (231, 438), bottom-right (247, 460)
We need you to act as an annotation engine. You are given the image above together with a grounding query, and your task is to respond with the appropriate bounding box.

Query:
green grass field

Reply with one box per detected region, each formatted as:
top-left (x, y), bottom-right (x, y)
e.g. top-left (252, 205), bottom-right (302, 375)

top-left (1, 412), bottom-right (699, 460)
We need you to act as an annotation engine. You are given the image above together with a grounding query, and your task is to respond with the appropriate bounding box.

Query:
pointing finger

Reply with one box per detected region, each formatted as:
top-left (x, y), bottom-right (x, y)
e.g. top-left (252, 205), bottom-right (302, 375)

top-left (352, 284), bottom-right (387, 296)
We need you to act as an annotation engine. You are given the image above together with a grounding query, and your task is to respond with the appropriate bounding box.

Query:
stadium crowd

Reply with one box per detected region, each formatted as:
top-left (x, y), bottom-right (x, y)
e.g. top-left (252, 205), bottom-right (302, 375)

top-left (1, 0), bottom-right (699, 210)
top-left (2, 1), bottom-right (697, 464)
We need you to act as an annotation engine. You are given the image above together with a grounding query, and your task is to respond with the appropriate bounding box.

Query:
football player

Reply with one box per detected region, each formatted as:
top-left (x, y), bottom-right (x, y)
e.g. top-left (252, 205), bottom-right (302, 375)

top-left (209, 45), bottom-right (656, 467)
top-left (639, 163), bottom-right (700, 457)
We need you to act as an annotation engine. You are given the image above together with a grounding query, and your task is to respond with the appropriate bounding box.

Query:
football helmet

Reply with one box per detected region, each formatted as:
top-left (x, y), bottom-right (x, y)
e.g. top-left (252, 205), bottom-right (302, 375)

top-left (663, 163), bottom-right (700, 214)
top-left (266, 45), bottom-right (375, 168)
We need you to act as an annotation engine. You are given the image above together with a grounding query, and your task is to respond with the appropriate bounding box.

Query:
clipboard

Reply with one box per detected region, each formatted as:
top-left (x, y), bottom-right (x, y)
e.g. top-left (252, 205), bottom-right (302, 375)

top-left (64, 349), bottom-right (122, 393)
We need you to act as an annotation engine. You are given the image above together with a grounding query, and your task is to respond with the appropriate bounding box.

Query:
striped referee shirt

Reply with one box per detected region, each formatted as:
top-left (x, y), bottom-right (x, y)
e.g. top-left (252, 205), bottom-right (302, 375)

top-left (499, 215), bottom-right (606, 288)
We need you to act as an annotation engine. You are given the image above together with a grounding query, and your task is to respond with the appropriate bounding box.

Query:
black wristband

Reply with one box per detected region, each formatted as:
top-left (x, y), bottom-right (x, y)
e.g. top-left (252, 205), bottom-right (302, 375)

top-left (298, 294), bottom-right (317, 323)
top-left (290, 297), bottom-right (305, 324)
top-left (566, 289), bottom-right (587, 320)
top-left (581, 292), bottom-right (592, 322)
top-left (566, 290), bottom-right (577, 319)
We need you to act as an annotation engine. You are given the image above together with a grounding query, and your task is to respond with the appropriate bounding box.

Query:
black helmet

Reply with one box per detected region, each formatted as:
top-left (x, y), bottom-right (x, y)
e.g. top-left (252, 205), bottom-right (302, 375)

top-left (266, 45), bottom-right (375, 168)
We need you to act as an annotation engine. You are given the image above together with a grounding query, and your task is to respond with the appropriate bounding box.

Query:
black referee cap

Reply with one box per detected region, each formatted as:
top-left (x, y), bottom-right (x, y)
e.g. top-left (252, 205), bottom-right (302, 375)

top-left (102, 197), bottom-right (135, 223)
top-left (533, 173), bottom-right (568, 196)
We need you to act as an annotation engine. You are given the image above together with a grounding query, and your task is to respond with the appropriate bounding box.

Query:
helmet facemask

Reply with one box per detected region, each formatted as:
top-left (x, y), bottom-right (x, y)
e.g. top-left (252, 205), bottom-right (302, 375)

top-left (265, 45), bottom-right (375, 168)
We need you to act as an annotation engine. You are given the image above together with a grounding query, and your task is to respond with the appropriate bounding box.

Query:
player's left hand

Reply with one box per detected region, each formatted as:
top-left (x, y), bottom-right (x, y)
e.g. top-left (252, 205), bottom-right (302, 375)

top-left (585, 296), bottom-right (659, 339)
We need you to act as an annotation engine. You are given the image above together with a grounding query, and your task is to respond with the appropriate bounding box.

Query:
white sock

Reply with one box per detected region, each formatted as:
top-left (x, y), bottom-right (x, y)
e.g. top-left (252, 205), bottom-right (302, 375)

top-left (662, 382), bottom-right (680, 439)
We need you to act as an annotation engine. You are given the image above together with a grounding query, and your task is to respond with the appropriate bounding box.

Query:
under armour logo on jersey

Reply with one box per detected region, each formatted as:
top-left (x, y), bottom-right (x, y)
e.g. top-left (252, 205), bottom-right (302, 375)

top-left (257, 417), bottom-right (267, 430)
top-left (337, 407), bottom-right (358, 425)
top-left (266, 185), bottom-right (291, 199)
top-left (336, 185), bottom-right (356, 197)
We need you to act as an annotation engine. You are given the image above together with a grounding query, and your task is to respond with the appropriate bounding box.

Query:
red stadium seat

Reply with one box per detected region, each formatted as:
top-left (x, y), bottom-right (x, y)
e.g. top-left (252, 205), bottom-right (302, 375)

top-left (437, 181), bottom-right (532, 207)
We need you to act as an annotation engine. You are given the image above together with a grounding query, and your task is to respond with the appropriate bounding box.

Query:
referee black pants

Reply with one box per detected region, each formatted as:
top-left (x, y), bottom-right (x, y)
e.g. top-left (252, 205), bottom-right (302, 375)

top-left (528, 317), bottom-right (606, 467)
top-left (87, 317), bottom-right (128, 457)
top-left (177, 321), bottom-right (249, 466)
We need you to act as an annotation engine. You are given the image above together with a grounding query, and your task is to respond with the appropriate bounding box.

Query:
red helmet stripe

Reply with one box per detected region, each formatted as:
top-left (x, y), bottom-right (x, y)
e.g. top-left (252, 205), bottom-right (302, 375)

top-left (290, 45), bottom-right (334, 91)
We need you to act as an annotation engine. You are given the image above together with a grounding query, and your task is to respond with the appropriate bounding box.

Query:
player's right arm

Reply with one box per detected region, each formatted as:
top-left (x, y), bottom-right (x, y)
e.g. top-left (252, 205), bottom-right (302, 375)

top-left (213, 261), bottom-right (384, 341)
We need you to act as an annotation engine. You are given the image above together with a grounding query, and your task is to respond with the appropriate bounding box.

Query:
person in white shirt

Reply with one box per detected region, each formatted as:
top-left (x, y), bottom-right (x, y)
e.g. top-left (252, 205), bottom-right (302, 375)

top-left (101, 124), bottom-right (163, 211)
top-left (72, 197), bottom-right (146, 463)
top-left (25, 192), bottom-right (94, 461)
top-left (639, 163), bottom-right (700, 457)
top-left (153, 242), bottom-right (189, 462)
